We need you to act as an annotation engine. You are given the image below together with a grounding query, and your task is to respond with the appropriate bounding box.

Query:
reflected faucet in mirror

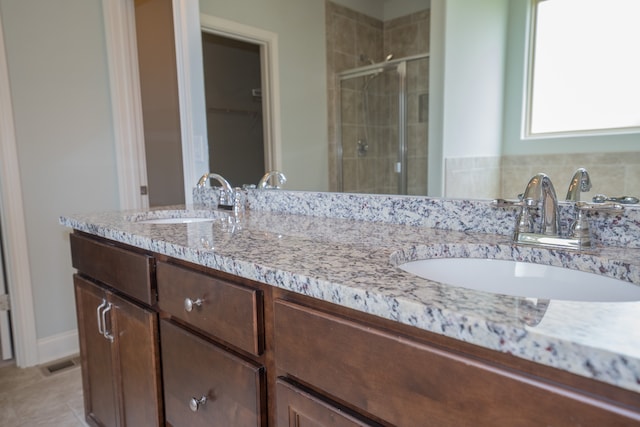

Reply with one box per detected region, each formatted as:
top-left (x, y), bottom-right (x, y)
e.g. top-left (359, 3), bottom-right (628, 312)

top-left (257, 171), bottom-right (287, 189)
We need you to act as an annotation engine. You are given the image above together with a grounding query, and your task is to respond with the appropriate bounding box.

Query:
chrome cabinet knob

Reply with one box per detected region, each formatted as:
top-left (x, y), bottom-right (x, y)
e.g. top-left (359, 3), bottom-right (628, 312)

top-left (184, 297), bottom-right (203, 312)
top-left (189, 395), bottom-right (207, 412)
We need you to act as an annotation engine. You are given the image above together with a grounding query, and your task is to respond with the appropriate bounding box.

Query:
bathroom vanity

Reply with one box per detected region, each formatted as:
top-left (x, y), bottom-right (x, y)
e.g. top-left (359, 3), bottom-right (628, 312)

top-left (62, 191), bottom-right (640, 426)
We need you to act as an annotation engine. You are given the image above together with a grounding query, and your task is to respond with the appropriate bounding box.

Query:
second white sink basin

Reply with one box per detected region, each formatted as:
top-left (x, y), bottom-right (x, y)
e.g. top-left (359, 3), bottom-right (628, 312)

top-left (399, 258), bottom-right (640, 302)
top-left (137, 217), bottom-right (215, 224)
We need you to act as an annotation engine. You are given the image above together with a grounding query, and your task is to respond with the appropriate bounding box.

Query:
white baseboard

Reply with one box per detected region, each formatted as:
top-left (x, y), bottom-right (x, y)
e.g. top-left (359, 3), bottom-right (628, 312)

top-left (37, 329), bottom-right (79, 365)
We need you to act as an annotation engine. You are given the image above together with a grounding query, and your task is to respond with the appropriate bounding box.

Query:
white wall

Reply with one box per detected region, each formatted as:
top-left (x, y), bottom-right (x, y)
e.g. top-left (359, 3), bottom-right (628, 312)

top-left (428, 0), bottom-right (508, 196)
top-left (440, 0), bottom-right (508, 160)
top-left (0, 0), bottom-right (119, 361)
top-left (199, 0), bottom-right (329, 191)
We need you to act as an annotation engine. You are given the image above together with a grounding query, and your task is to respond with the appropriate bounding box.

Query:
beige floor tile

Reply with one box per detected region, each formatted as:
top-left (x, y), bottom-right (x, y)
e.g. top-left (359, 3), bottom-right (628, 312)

top-left (0, 360), bottom-right (87, 427)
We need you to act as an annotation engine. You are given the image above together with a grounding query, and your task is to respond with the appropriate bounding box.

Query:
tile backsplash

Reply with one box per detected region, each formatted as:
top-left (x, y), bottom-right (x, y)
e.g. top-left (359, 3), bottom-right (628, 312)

top-left (445, 151), bottom-right (640, 202)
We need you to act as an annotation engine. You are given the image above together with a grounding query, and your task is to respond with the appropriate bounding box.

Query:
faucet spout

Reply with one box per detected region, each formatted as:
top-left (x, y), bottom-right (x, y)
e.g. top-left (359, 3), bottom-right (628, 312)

top-left (521, 173), bottom-right (559, 235)
top-left (257, 171), bottom-right (287, 189)
top-left (565, 167), bottom-right (592, 201)
top-left (197, 172), bottom-right (235, 209)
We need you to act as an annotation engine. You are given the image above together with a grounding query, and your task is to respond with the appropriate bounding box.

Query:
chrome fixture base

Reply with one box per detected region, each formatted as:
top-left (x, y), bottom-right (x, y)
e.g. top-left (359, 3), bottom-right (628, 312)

top-left (514, 232), bottom-right (590, 251)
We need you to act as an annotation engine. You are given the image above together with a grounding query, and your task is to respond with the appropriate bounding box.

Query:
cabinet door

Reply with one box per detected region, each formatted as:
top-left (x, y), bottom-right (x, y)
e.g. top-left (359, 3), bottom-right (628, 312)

top-left (110, 292), bottom-right (163, 426)
top-left (161, 320), bottom-right (265, 427)
top-left (74, 276), bottom-right (120, 427)
top-left (276, 379), bottom-right (377, 427)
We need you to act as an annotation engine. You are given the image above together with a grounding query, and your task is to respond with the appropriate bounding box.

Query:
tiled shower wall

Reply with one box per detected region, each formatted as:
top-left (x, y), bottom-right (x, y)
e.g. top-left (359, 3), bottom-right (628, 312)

top-left (326, 1), bottom-right (430, 193)
top-left (444, 151), bottom-right (640, 201)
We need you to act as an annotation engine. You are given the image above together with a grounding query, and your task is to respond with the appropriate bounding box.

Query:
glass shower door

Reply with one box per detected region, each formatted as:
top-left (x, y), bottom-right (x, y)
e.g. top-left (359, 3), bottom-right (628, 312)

top-left (339, 65), bottom-right (401, 194)
top-left (338, 54), bottom-right (429, 195)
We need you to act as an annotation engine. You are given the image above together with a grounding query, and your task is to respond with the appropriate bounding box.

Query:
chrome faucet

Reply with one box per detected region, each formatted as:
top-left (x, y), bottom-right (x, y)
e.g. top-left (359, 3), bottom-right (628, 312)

top-left (257, 170), bottom-right (287, 189)
top-left (506, 170), bottom-right (623, 250)
top-left (197, 172), bottom-right (235, 210)
top-left (518, 173), bottom-right (559, 236)
top-left (565, 167), bottom-right (591, 201)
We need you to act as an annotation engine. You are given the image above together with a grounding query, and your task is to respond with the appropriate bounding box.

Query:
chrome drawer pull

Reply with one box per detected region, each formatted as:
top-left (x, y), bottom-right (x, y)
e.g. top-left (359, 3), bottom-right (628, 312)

top-left (96, 299), bottom-right (107, 335)
top-left (101, 302), bottom-right (114, 342)
top-left (184, 297), bottom-right (204, 312)
top-left (189, 395), bottom-right (207, 412)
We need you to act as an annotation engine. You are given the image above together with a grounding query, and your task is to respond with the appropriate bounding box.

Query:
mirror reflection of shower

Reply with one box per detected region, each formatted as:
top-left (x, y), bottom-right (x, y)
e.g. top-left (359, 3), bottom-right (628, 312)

top-left (338, 53), bottom-right (429, 195)
top-left (358, 54), bottom-right (394, 158)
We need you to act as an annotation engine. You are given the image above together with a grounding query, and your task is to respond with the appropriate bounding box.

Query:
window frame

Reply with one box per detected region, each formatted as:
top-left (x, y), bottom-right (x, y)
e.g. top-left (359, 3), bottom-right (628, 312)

top-left (523, 0), bottom-right (640, 139)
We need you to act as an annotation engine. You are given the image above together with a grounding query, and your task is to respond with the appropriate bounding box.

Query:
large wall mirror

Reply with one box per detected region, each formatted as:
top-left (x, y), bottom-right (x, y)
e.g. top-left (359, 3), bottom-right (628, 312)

top-left (175, 0), bottom-right (639, 202)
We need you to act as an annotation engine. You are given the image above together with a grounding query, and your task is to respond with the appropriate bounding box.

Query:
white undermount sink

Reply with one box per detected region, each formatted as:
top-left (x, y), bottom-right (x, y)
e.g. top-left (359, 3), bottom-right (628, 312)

top-left (127, 209), bottom-right (225, 225)
top-left (137, 217), bottom-right (215, 224)
top-left (399, 258), bottom-right (640, 302)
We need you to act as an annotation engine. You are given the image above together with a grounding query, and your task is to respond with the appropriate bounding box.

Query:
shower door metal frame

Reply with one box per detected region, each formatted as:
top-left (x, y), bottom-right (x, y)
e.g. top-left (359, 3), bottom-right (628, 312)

top-left (336, 53), bottom-right (428, 194)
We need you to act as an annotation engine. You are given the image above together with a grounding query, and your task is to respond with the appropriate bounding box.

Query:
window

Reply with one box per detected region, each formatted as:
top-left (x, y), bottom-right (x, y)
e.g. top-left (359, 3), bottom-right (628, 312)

top-left (527, 0), bottom-right (640, 136)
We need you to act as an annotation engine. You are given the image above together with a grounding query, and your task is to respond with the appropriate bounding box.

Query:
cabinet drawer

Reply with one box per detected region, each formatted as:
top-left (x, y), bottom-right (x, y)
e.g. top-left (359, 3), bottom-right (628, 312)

top-left (161, 320), bottom-right (265, 427)
top-left (157, 261), bottom-right (263, 355)
top-left (276, 379), bottom-right (376, 427)
top-left (70, 233), bottom-right (154, 305)
top-left (274, 300), bottom-right (639, 427)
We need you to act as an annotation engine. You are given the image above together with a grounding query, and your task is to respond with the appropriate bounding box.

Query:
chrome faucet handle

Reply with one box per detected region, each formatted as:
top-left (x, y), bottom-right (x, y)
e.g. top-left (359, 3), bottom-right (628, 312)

top-left (491, 198), bottom-right (523, 208)
top-left (567, 201), bottom-right (624, 246)
top-left (592, 194), bottom-right (639, 204)
top-left (575, 201), bottom-right (624, 214)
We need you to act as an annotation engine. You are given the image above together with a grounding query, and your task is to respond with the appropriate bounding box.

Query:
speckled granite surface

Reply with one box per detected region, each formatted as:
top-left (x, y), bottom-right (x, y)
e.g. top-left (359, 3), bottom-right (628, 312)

top-left (61, 190), bottom-right (640, 393)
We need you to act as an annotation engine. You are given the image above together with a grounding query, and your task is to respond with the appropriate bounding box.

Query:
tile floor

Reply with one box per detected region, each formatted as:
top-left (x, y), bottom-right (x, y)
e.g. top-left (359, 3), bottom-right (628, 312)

top-left (0, 358), bottom-right (88, 426)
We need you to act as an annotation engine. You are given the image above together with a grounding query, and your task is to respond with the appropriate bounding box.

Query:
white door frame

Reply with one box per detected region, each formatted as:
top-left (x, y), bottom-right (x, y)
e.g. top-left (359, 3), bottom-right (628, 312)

top-left (106, 0), bottom-right (282, 206)
top-left (173, 2), bottom-right (282, 198)
top-left (0, 15), bottom-right (38, 367)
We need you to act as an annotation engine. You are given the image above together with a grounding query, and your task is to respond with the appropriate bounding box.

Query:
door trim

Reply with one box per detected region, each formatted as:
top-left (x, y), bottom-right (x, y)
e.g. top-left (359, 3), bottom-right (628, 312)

top-left (102, 0), bottom-right (148, 210)
top-left (0, 15), bottom-right (38, 367)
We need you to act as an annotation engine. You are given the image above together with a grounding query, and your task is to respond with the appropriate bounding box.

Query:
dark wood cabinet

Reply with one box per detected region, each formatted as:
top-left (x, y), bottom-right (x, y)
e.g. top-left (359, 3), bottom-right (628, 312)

top-left (70, 232), bottom-right (640, 427)
top-left (74, 277), bottom-right (120, 427)
top-left (157, 261), bottom-right (263, 356)
top-left (161, 320), bottom-right (265, 427)
top-left (156, 260), bottom-right (268, 426)
top-left (274, 298), bottom-right (640, 427)
top-left (74, 276), bottom-right (162, 427)
top-left (71, 234), bottom-right (162, 427)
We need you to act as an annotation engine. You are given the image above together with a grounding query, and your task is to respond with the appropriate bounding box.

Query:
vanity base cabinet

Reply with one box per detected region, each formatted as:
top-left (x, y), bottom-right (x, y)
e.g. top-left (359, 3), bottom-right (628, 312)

top-left (274, 298), bottom-right (640, 427)
top-left (160, 320), bottom-right (266, 427)
top-left (74, 276), bottom-right (163, 427)
top-left (71, 233), bottom-right (162, 427)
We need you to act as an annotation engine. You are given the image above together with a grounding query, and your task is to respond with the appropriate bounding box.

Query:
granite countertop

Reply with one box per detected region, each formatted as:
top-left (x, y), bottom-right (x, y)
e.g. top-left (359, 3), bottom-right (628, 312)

top-left (60, 201), bottom-right (640, 394)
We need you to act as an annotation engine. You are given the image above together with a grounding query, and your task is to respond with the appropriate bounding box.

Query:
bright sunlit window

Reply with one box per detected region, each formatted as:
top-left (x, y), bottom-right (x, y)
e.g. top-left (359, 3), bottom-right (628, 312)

top-left (527, 0), bottom-right (640, 135)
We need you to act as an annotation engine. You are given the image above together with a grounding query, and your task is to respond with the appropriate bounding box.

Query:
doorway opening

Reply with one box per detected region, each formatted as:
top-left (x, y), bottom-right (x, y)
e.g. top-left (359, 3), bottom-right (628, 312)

top-left (201, 33), bottom-right (266, 187)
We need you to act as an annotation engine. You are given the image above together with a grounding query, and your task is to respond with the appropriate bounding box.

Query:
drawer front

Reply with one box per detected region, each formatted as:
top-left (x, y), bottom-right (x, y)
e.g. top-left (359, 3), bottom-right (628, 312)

top-left (157, 261), bottom-right (262, 355)
top-left (276, 379), bottom-right (376, 427)
top-left (70, 233), bottom-right (154, 304)
top-left (274, 300), bottom-right (639, 427)
top-left (161, 320), bottom-right (264, 427)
